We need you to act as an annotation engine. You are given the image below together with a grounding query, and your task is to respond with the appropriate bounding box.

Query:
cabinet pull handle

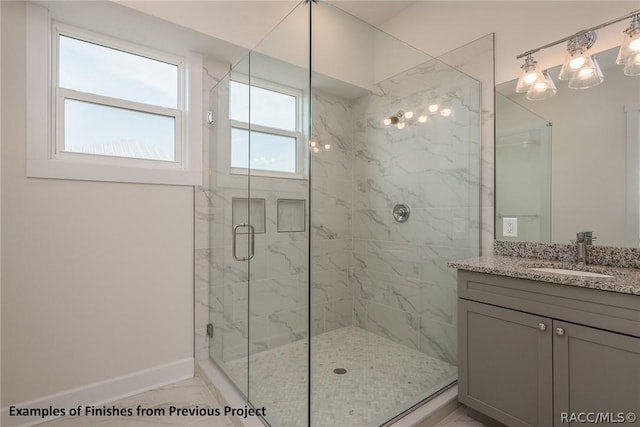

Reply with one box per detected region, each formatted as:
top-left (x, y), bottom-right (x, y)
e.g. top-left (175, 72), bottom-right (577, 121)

top-left (555, 327), bottom-right (565, 336)
top-left (538, 322), bottom-right (547, 331)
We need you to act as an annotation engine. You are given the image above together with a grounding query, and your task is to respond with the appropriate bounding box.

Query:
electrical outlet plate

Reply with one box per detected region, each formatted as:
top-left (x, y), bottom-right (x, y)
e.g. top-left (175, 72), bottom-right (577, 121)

top-left (503, 217), bottom-right (518, 237)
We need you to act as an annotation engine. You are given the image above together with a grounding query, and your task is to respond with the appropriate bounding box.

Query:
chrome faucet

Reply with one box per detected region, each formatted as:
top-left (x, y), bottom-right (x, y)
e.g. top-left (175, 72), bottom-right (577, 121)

top-left (575, 231), bottom-right (596, 264)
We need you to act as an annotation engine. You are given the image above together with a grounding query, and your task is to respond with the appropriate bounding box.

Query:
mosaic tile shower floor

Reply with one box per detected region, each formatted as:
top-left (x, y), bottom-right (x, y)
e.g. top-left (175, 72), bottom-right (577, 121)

top-left (225, 326), bottom-right (457, 427)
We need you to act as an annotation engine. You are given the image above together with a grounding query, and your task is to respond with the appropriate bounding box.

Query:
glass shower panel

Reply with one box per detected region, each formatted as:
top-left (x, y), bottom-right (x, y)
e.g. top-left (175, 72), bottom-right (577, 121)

top-left (247, 3), bottom-right (311, 427)
top-left (310, 3), bottom-right (481, 425)
top-left (208, 54), bottom-right (251, 397)
top-left (495, 93), bottom-right (552, 242)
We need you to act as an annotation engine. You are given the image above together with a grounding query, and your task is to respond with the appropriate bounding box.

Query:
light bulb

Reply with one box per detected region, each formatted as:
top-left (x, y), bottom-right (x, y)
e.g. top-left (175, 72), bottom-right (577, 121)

top-left (404, 111), bottom-right (414, 119)
top-left (524, 71), bottom-right (539, 84)
top-left (383, 118), bottom-right (392, 126)
top-left (577, 68), bottom-right (594, 78)
top-left (440, 108), bottom-right (452, 117)
top-left (569, 56), bottom-right (586, 70)
top-left (324, 144), bottom-right (331, 150)
top-left (310, 141), bottom-right (317, 147)
top-left (532, 81), bottom-right (547, 92)
top-left (428, 104), bottom-right (439, 113)
top-left (397, 122), bottom-right (406, 129)
top-left (312, 147), bottom-right (319, 153)
top-left (630, 38), bottom-right (640, 52)
top-left (418, 115), bottom-right (428, 123)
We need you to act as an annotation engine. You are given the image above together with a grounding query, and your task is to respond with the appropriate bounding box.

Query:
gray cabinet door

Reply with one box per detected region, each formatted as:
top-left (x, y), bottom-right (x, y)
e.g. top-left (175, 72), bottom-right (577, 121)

top-left (553, 321), bottom-right (640, 427)
top-left (459, 299), bottom-right (553, 427)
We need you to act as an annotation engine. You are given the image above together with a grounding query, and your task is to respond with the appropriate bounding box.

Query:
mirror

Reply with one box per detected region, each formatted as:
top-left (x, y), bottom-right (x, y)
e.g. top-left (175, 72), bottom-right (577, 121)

top-left (496, 46), bottom-right (640, 248)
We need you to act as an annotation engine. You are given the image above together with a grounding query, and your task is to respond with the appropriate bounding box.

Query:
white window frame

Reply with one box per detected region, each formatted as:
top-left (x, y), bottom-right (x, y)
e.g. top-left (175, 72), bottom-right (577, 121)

top-left (26, 3), bottom-right (203, 185)
top-left (229, 75), bottom-right (304, 180)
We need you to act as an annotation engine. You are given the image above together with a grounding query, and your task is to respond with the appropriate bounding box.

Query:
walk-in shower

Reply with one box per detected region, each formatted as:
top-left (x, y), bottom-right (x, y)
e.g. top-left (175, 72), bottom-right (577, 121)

top-left (201, 2), bottom-right (481, 426)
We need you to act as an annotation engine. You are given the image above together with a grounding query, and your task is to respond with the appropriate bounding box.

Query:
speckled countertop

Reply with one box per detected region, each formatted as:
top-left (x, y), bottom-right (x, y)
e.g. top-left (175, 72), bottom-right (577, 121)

top-left (448, 255), bottom-right (640, 296)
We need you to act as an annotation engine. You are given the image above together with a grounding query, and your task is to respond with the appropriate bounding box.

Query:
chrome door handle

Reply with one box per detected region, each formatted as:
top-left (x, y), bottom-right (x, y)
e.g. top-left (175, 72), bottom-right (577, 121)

top-left (247, 224), bottom-right (255, 261)
top-left (232, 223), bottom-right (256, 261)
top-left (538, 322), bottom-right (547, 331)
top-left (232, 223), bottom-right (249, 261)
top-left (555, 327), bottom-right (565, 336)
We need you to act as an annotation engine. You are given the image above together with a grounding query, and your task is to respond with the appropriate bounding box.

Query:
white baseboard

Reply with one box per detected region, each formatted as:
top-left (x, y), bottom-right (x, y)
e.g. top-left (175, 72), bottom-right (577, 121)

top-left (1, 357), bottom-right (194, 427)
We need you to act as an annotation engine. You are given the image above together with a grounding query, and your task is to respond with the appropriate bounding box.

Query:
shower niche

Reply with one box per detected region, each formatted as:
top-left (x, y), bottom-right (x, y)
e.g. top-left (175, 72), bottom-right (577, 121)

top-left (199, 2), bottom-right (483, 426)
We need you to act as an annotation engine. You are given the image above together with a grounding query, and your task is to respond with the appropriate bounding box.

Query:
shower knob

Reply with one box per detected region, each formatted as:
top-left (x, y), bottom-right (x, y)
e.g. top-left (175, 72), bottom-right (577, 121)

top-left (393, 204), bottom-right (410, 223)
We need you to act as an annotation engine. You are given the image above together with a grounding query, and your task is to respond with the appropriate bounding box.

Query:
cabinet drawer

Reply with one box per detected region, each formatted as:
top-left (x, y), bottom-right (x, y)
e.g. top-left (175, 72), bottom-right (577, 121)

top-left (458, 271), bottom-right (640, 337)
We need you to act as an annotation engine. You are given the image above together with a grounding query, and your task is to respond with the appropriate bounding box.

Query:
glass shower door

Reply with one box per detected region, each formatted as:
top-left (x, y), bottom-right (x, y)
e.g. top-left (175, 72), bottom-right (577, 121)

top-left (207, 55), bottom-right (252, 397)
top-left (246, 3), bottom-right (311, 427)
top-left (208, 3), bottom-right (310, 425)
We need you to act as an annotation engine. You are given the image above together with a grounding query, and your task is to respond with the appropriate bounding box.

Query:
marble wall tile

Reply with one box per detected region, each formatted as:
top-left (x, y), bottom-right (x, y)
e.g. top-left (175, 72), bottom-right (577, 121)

top-left (351, 268), bottom-right (421, 316)
top-left (351, 239), bottom-right (421, 279)
top-left (347, 53), bottom-right (481, 363)
top-left (249, 277), bottom-right (304, 317)
top-left (363, 301), bottom-right (421, 351)
top-left (325, 297), bottom-right (353, 332)
top-left (419, 316), bottom-right (457, 365)
top-left (311, 303), bottom-right (326, 336)
top-left (277, 199), bottom-right (306, 232)
top-left (420, 280), bottom-right (457, 326)
top-left (266, 309), bottom-right (307, 348)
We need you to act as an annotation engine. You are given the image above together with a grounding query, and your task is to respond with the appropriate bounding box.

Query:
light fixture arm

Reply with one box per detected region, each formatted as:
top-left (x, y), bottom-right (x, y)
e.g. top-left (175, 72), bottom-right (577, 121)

top-left (516, 9), bottom-right (639, 60)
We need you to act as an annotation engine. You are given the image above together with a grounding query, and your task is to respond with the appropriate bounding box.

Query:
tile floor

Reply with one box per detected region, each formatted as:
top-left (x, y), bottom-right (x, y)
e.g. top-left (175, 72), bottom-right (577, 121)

top-left (224, 326), bottom-right (457, 427)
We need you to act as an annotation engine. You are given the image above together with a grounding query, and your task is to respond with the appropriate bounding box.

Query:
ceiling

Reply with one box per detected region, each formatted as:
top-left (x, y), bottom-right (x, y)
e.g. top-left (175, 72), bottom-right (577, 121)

top-left (116, 1), bottom-right (417, 51)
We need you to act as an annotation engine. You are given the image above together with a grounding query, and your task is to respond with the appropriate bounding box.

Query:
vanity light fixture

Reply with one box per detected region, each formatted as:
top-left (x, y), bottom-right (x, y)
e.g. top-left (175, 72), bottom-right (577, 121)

top-left (515, 9), bottom-right (639, 99)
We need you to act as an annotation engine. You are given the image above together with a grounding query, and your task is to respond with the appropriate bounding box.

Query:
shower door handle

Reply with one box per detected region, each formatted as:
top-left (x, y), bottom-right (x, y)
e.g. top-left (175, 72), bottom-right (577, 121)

top-left (232, 224), bottom-right (256, 261)
top-left (247, 224), bottom-right (255, 260)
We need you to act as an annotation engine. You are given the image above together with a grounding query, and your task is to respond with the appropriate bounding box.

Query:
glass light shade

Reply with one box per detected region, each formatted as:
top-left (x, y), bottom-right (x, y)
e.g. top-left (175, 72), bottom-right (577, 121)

top-left (526, 70), bottom-right (557, 100)
top-left (516, 58), bottom-right (544, 93)
top-left (427, 103), bottom-right (439, 113)
top-left (418, 115), bottom-right (428, 123)
top-left (404, 111), bottom-right (414, 119)
top-left (559, 47), bottom-right (596, 80)
top-left (617, 16), bottom-right (640, 64)
top-left (568, 56), bottom-right (604, 89)
top-left (624, 52), bottom-right (640, 76)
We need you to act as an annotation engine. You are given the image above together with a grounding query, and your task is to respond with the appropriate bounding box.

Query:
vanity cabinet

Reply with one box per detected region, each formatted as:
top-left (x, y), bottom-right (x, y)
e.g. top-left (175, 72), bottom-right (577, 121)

top-left (457, 270), bottom-right (640, 427)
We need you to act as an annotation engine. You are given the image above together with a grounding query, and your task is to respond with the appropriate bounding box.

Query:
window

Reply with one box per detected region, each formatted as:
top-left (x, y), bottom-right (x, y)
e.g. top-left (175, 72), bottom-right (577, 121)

top-left (55, 33), bottom-right (181, 164)
top-left (229, 79), bottom-right (303, 178)
top-left (26, 3), bottom-right (202, 185)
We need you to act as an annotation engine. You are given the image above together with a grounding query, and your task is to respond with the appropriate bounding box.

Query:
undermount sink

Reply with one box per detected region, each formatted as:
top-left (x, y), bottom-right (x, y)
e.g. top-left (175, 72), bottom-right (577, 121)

top-left (528, 267), bottom-right (613, 278)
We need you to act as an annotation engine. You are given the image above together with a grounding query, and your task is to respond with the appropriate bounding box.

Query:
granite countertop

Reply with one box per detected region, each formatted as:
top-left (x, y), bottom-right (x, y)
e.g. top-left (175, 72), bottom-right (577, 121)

top-left (448, 255), bottom-right (640, 296)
